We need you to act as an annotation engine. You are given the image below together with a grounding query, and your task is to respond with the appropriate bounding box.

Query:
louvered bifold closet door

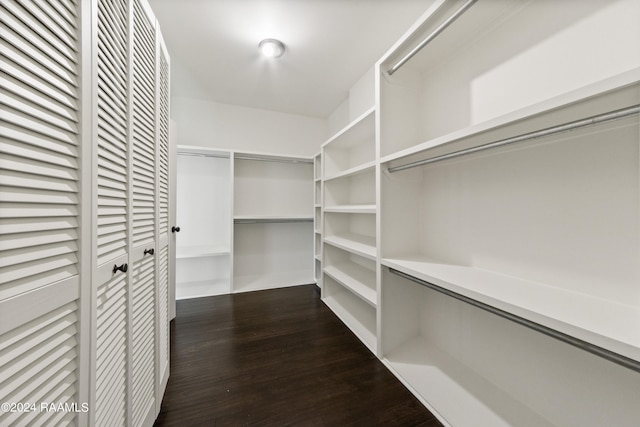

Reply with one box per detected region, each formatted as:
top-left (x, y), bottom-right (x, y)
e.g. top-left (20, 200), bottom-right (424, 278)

top-left (130, 0), bottom-right (157, 425)
top-left (0, 0), bottom-right (82, 425)
top-left (155, 27), bottom-right (170, 403)
top-left (94, 0), bottom-right (130, 425)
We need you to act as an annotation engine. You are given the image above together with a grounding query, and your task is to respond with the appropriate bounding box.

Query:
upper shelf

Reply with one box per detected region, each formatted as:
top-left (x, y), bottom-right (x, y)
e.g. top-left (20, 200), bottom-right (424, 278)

top-left (322, 106), bottom-right (375, 149)
top-left (382, 70), bottom-right (640, 169)
top-left (382, 256), bottom-right (640, 364)
top-left (324, 161), bottom-right (375, 182)
top-left (322, 107), bottom-right (375, 178)
top-left (234, 215), bottom-right (313, 224)
top-left (378, 0), bottom-right (640, 158)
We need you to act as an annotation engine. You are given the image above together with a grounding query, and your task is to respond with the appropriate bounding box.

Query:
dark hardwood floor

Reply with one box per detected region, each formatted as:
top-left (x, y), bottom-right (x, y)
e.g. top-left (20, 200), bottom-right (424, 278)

top-left (155, 284), bottom-right (442, 426)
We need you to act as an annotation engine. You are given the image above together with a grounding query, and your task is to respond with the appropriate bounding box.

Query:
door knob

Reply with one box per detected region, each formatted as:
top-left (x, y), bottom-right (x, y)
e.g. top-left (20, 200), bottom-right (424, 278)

top-left (172, 226), bottom-right (181, 233)
top-left (144, 248), bottom-right (155, 256)
top-left (113, 263), bottom-right (128, 274)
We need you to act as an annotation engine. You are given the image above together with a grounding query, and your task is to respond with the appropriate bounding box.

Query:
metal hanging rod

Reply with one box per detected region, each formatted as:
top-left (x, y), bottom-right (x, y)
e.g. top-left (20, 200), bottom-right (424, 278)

top-left (388, 105), bottom-right (640, 173)
top-left (234, 218), bottom-right (313, 224)
top-left (388, 268), bottom-right (640, 373)
top-left (235, 155), bottom-right (313, 164)
top-left (387, 0), bottom-right (478, 76)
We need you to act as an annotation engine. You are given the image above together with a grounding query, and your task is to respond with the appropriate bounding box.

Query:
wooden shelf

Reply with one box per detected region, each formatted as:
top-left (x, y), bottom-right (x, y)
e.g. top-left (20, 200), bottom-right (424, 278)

top-left (384, 337), bottom-right (554, 427)
top-left (324, 263), bottom-right (376, 307)
top-left (383, 256), bottom-right (640, 362)
top-left (324, 204), bottom-right (376, 214)
top-left (324, 234), bottom-right (376, 260)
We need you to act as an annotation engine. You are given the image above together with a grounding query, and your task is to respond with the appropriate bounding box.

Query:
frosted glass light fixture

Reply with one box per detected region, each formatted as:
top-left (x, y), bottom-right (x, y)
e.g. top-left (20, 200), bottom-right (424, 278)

top-left (259, 38), bottom-right (285, 58)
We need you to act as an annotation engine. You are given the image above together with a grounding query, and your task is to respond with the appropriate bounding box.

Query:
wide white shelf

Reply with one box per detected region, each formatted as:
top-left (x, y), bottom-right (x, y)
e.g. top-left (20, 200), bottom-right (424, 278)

top-left (324, 233), bottom-right (376, 260)
top-left (176, 279), bottom-right (230, 300)
top-left (176, 245), bottom-right (230, 259)
top-left (323, 204), bottom-right (376, 214)
top-left (322, 293), bottom-right (376, 353)
top-left (324, 161), bottom-right (375, 182)
top-left (233, 270), bottom-right (314, 293)
top-left (234, 151), bottom-right (314, 164)
top-left (382, 256), bottom-right (640, 362)
top-left (381, 69), bottom-right (640, 166)
top-left (384, 337), bottom-right (554, 427)
top-left (234, 215), bottom-right (313, 223)
top-left (324, 263), bottom-right (376, 307)
top-left (321, 106), bottom-right (375, 149)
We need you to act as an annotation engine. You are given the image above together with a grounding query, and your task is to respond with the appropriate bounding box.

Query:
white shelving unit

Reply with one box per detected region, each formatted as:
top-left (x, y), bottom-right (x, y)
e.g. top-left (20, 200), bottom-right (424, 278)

top-left (314, 152), bottom-right (323, 288)
top-left (175, 147), bottom-right (232, 299)
top-left (321, 106), bottom-right (378, 353)
top-left (233, 152), bottom-right (315, 293)
top-left (376, 1), bottom-right (640, 425)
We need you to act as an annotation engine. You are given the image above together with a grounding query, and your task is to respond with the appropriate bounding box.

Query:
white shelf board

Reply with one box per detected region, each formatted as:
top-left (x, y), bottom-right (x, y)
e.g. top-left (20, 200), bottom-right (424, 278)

top-left (176, 279), bottom-right (230, 300)
top-left (385, 337), bottom-right (554, 427)
top-left (177, 145), bottom-right (231, 158)
top-left (380, 69), bottom-right (640, 165)
top-left (324, 204), bottom-right (376, 214)
top-left (324, 233), bottom-right (376, 261)
top-left (233, 151), bottom-right (313, 164)
top-left (321, 106), bottom-right (375, 149)
top-left (383, 256), bottom-right (640, 362)
top-left (322, 293), bottom-right (376, 353)
top-left (323, 160), bottom-right (376, 182)
top-left (176, 245), bottom-right (230, 259)
top-left (324, 263), bottom-right (376, 307)
top-left (234, 215), bottom-right (313, 223)
top-left (233, 270), bottom-right (314, 294)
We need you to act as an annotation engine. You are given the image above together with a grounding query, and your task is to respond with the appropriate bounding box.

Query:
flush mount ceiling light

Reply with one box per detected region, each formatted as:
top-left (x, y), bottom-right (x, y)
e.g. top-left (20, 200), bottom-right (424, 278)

top-left (259, 38), bottom-right (285, 58)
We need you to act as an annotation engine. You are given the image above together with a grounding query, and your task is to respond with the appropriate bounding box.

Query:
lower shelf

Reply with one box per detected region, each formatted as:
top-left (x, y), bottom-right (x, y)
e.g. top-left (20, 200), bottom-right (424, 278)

top-left (176, 279), bottom-right (230, 300)
top-left (322, 279), bottom-right (376, 353)
top-left (382, 256), bottom-right (640, 362)
top-left (233, 270), bottom-right (314, 293)
top-left (385, 338), bottom-right (554, 427)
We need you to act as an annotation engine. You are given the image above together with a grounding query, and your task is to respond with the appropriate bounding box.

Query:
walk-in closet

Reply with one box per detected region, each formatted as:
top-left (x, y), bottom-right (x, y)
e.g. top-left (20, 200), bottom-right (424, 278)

top-left (1, 0), bottom-right (638, 426)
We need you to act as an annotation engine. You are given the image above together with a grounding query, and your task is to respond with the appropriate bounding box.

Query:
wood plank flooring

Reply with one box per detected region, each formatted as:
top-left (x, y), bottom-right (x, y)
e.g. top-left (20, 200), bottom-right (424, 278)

top-left (154, 285), bottom-right (442, 426)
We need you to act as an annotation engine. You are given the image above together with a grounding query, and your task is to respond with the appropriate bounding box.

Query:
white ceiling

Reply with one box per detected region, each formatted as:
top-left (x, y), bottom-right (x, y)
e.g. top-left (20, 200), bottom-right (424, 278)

top-left (148, 0), bottom-right (432, 118)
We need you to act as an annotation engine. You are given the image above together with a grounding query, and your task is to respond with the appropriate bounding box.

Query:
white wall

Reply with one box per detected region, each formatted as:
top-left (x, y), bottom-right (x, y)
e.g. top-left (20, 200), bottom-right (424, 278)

top-left (172, 96), bottom-right (326, 157)
top-left (327, 97), bottom-right (349, 137)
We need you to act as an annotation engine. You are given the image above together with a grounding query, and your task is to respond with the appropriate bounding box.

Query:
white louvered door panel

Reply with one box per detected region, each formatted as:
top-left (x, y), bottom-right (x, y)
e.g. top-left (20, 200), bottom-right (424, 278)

top-left (0, 0), bottom-right (83, 425)
top-left (94, 0), bottom-right (130, 425)
top-left (95, 274), bottom-right (127, 427)
top-left (0, 0), bottom-right (80, 299)
top-left (156, 26), bottom-right (170, 404)
top-left (130, 0), bottom-right (157, 425)
top-left (95, 0), bottom-right (129, 268)
top-left (130, 256), bottom-right (155, 426)
top-left (0, 301), bottom-right (79, 426)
